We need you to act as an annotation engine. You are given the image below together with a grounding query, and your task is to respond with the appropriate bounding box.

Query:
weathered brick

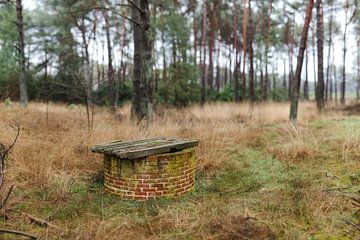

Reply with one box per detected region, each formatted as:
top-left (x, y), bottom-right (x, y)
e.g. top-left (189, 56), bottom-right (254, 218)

top-left (103, 149), bottom-right (196, 200)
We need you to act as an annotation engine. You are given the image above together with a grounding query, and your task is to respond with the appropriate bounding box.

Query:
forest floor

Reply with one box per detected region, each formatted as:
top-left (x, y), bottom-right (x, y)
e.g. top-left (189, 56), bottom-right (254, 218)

top-left (0, 101), bottom-right (359, 239)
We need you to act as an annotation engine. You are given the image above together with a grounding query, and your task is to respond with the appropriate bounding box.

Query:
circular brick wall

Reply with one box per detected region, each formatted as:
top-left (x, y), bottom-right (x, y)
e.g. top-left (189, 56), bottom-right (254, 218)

top-left (103, 148), bottom-right (196, 200)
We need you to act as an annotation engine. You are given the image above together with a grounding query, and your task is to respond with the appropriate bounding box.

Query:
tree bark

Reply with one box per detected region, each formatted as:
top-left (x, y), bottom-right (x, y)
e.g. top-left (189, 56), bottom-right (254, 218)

top-left (325, 3), bottom-right (333, 102)
top-left (200, 1), bottom-right (207, 105)
top-left (248, 0), bottom-right (255, 102)
top-left (242, 0), bottom-right (248, 101)
top-left (316, 0), bottom-right (325, 111)
top-left (304, 46), bottom-right (309, 100)
top-left (289, 0), bottom-right (314, 121)
top-left (161, 31), bottom-right (168, 106)
top-left (16, 0), bottom-right (28, 107)
top-left (263, 0), bottom-right (273, 101)
top-left (103, 9), bottom-right (116, 112)
top-left (131, 0), bottom-right (153, 123)
top-left (357, 35), bottom-right (360, 99)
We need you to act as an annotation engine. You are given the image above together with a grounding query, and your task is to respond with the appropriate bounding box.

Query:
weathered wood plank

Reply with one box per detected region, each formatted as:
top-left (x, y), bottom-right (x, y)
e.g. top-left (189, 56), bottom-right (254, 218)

top-left (92, 137), bottom-right (165, 152)
top-left (91, 138), bottom-right (199, 159)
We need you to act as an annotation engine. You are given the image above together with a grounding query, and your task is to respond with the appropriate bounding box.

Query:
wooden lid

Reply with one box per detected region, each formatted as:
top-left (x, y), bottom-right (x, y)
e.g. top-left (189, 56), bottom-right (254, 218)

top-left (91, 137), bottom-right (199, 159)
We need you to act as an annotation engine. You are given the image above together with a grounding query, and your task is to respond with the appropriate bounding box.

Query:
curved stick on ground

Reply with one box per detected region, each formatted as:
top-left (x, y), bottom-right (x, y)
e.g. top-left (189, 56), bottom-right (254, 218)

top-left (0, 228), bottom-right (37, 239)
top-left (0, 125), bottom-right (20, 190)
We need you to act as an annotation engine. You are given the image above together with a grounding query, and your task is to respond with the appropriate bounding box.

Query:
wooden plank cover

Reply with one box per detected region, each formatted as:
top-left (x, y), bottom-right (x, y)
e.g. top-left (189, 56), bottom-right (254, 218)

top-left (91, 137), bottom-right (199, 159)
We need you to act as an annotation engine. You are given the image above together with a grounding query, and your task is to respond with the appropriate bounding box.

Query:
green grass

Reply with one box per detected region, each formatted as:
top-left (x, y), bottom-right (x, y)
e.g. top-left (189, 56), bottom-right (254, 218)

top-left (2, 117), bottom-right (360, 239)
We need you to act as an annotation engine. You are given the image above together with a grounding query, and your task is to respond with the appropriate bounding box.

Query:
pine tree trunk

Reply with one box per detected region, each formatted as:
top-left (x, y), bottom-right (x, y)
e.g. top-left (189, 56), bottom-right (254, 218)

top-left (216, 37), bottom-right (221, 92)
top-left (263, 0), bottom-right (273, 101)
top-left (242, 0), bottom-right (248, 101)
top-left (333, 43), bottom-right (338, 104)
top-left (193, 13), bottom-right (197, 66)
top-left (289, 0), bottom-right (314, 121)
top-left (357, 36), bottom-right (360, 99)
top-left (304, 47), bottom-right (309, 100)
top-left (200, 2), bottom-right (207, 105)
top-left (131, 0), bottom-right (153, 123)
top-left (316, 0), bottom-right (325, 111)
top-left (248, 0), bottom-right (255, 102)
top-left (312, 26), bottom-right (317, 99)
top-left (325, 4), bottom-right (333, 102)
top-left (16, 0), bottom-right (28, 107)
top-left (103, 10), bottom-right (116, 112)
top-left (161, 31), bottom-right (168, 106)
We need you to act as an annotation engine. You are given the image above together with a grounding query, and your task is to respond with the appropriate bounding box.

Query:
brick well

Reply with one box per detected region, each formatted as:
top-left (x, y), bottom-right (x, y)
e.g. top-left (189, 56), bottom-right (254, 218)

top-left (103, 148), bottom-right (196, 200)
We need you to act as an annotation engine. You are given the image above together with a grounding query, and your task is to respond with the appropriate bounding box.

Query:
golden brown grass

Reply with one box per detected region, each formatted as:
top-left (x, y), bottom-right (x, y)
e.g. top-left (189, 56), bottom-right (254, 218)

top-left (0, 101), bottom-right (359, 239)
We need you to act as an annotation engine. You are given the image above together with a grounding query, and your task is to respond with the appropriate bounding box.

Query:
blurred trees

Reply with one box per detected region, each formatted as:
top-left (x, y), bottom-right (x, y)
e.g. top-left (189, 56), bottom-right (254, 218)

top-left (0, 0), bottom-right (358, 118)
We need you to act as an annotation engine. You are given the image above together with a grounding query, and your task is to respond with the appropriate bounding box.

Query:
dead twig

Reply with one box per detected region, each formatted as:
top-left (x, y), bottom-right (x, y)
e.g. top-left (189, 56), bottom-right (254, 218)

top-left (0, 228), bottom-right (37, 239)
top-left (0, 184), bottom-right (13, 209)
top-left (26, 214), bottom-right (60, 230)
top-left (343, 219), bottom-right (360, 232)
top-left (0, 125), bottom-right (20, 190)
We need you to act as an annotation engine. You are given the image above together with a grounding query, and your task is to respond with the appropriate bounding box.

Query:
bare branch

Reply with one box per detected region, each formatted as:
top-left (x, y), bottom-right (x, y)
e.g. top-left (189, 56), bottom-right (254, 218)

top-left (0, 185), bottom-right (13, 209)
top-left (0, 228), bottom-right (37, 239)
top-left (127, 0), bottom-right (144, 15)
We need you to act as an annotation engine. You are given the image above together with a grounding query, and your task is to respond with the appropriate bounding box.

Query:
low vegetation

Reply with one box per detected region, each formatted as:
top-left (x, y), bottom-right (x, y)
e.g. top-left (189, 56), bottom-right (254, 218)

top-left (0, 101), bottom-right (359, 239)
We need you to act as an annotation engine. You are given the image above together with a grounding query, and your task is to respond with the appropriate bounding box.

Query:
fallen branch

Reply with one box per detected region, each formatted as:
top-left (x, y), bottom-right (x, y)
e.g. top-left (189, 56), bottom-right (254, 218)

top-left (0, 228), bottom-right (37, 239)
top-left (0, 185), bottom-right (13, 209)
top-left (27, 214), bottom-right (60, 230)
top-left (343, 219), bottom-right (360, 232)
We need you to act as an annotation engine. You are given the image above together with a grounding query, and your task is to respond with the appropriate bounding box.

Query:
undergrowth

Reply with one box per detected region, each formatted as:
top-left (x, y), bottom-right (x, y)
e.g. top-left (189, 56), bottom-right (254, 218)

top-left (0, 101), bottom-right (359, 239)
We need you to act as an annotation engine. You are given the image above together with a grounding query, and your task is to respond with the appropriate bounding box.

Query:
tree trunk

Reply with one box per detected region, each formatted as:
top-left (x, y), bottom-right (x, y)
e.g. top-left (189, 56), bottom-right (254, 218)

top-left (333, 43), bottom-right (338, 104)
top-left (316, 0), bottom-right (325, 111)
top-left (289, 0), bottom-right (314, 121)
top-left (283, 58), bottom-right (287, 90)
top-left (103, 9), bottom-right (116, 112)
top-left (325, 4), bottom-right (333, 102)
top-left (341, 0), bottom-right (352, 106)
top-left (263, 0), bottom-right (273, 101)
top-left (161, 31), bottom-right (168, 106)
top-left (312, 26), bottom-right (317, 98)
top-left (357, 36), bottom-right (360, 99)
top-left (200, 2), bottom-right (207, 105)
top-left (131, 0), bottom-right (153, 123)
top-left (242, 0), bottom-right (248, 101)
top-left (16, 0), bottom-right (28, 107)
top-left (216, 36), bottom-right (221, 92)
top-left (304, 46), bottom-right (309, 100)
top-left (248, 0), bottom-right (255, 102)
top-left (193, 13), bottom-right (197, 66)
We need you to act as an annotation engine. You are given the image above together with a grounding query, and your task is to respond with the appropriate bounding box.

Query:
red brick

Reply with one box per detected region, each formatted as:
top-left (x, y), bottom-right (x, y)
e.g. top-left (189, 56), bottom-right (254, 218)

top-left (152, 183), bottom-right (164, 188)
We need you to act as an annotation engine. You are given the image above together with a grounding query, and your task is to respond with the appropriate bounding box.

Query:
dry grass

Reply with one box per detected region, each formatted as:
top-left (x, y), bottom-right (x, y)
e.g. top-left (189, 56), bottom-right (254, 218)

top-left (0, 100), bottom-right (359, 239)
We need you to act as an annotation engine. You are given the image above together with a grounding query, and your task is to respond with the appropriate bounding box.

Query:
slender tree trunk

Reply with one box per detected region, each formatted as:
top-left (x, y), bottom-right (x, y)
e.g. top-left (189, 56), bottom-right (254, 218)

top-left (326, 4), bottom-right (333, 102)
top-left (333, 44), bottom-right (338, 104)
top-left (120, 16), bottom-right (127, 81)
top-left (131, 0), bottom-right (153, 123)
top-left (316, 0), bottom-right (325, 111)
top-left (357, 36), bottom-right (360, 99)
top-left (233, 0), bottom-right (239, 101)
top-left (200, 2), bottom-right (207, 105)
top-left (304, 47), bottom-right (309, 100)
top-left (341, 0), bottom-right (351, 106)
top-left (248, 0), bottom-right (255, 102)
top-left (263, 0), bottom-right (273, 101)
top-left (289, 0), bottom-right (314, 121)
top-left (283, 58), bottom-right (287, 90)
top-left (16, 0), bottom-right (28, 107)
top-left (193, 13), bottom-right (197, 66)
top-left (161, 31), bottom-right (168, 106)
top-left (312, 26), bottom-right (317, 98)
top-left (216, 36), bottom-right (221, 92)
top-left (242, 0), bottom-right (248, 101)
top-left (103, 10), bottom-right (116, 111)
